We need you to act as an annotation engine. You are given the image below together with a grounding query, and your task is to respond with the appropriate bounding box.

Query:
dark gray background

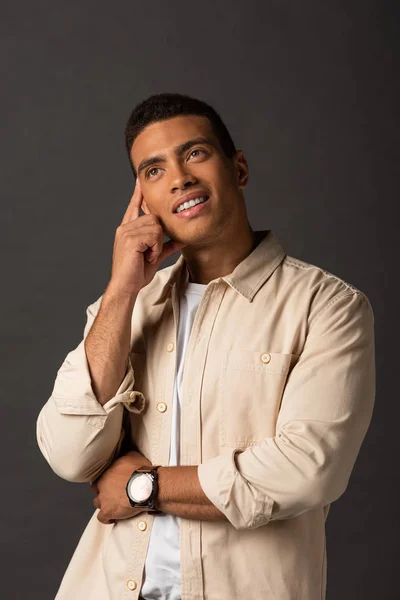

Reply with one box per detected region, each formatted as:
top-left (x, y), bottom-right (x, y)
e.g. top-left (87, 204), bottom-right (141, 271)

top-left (1, 1), bottom-right (398, 598)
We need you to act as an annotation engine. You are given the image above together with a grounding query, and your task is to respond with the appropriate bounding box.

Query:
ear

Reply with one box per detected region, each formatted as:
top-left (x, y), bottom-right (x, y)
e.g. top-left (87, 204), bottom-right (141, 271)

top-left (234, 150), bottom-right (249, 189)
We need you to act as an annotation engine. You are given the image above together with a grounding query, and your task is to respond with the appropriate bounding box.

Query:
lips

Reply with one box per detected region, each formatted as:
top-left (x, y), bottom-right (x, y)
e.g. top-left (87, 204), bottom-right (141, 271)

top-left (172, 191), bottom-right (210, 213)
top-left (173, 196), bottom-right (211, 219)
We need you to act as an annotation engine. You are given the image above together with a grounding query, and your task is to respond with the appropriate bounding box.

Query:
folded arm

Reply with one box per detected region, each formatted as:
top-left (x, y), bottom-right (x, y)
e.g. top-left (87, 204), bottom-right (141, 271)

top-left (197, 290), bottom-right (376, 530)
top-left (36, 294), bottom-right (145, 483)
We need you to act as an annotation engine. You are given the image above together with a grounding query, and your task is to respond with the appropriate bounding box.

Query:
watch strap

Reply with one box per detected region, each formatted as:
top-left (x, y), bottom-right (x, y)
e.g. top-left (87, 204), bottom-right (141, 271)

top-left (136, 464), bottom-right (162, 473)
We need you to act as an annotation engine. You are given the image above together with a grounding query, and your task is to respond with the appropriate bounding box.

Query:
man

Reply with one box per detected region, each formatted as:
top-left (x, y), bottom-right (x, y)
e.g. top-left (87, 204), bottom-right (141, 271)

top-left (36, 92), bottom-right (376, 600)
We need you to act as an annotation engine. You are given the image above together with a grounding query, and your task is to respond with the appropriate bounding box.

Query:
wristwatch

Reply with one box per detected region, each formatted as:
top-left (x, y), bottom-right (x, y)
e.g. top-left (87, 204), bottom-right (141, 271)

top-left (126, 465), bottom-right (162, 513)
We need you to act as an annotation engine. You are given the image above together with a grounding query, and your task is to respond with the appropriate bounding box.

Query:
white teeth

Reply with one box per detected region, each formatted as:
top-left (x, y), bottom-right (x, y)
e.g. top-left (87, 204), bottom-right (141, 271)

top-left (176, 196), bottom-right (207, 213)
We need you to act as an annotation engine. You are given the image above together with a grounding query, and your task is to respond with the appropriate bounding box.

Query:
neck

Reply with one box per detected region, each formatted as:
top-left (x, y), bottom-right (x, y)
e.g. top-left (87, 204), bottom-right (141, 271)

top-left (183, 223), bottom-right (259, 285)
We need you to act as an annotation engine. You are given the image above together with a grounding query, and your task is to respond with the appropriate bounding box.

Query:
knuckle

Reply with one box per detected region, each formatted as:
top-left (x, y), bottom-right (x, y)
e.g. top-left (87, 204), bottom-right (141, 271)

top-left (146, 216), bottom-right (160, 227)
top-left (149, 223), bottom-right (163, 235)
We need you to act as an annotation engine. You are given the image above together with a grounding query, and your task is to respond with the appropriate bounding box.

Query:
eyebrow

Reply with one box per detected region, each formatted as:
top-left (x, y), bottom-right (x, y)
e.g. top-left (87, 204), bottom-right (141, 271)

top-left (136, 136), bottom-right (214, 176)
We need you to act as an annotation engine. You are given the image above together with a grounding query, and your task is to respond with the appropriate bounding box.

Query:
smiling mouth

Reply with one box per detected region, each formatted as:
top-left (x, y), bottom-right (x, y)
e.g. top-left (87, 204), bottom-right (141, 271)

top-left (173, 196), bottom-right (211, 218)
top-left (174, 196), bottom-right (210, 214)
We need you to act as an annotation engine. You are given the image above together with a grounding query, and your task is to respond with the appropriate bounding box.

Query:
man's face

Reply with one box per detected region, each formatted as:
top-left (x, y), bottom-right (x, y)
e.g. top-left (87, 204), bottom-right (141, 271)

top-left (130, 115), bottom-right (248, 245)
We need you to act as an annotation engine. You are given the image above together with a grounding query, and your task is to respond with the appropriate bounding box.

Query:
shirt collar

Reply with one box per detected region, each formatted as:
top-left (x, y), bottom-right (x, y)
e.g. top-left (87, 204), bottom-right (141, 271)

top-left (153, 229), bottom-right (286, 305)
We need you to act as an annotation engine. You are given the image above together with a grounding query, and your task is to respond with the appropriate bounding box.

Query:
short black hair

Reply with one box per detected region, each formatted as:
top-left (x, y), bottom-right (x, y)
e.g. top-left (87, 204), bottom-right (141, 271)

top-left (124, 92), bottom-right (237, 178)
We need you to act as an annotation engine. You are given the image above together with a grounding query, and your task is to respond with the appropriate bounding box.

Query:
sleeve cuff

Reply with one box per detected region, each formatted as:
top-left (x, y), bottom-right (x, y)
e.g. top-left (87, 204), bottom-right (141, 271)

top-left (197, 448), bottom-right (274, 530)
top-left (51, 340), bottom-right (145, 416)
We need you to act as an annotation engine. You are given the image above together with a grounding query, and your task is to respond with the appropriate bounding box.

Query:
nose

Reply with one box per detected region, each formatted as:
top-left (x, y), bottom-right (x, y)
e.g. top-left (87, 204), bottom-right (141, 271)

top-left (169, 162), bottom-right (198, 192)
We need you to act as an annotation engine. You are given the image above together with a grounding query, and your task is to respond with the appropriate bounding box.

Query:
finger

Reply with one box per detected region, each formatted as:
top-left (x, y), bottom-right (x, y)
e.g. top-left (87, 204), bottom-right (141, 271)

top-left (97, 510), bottom-right (114, 525)
top-left (141, 196), bottom-right (152, 216)
top-left (121, 178), bottom-right (144, 225)
top-left (153, 238), bottom-right (189, 267)
top-left (134, 179), bottom-right (152, 216)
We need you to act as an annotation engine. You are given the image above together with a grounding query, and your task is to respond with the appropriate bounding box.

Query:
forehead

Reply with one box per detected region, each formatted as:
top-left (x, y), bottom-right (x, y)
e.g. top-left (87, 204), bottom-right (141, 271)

top-left (130, 115), bottom-right (219, 167)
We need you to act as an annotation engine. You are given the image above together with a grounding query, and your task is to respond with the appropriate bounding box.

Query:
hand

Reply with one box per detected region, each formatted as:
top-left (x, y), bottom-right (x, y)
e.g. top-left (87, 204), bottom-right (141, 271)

top-left (107, 178), bottom-right (189, 298)
top-left (90, 450), bottom-right (153, 525)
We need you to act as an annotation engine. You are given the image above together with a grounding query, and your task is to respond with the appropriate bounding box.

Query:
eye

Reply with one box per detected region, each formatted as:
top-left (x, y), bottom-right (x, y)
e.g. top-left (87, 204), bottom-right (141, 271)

top-left (145, 149), bottom-right (207, 179)
top-left (189, 148), bottom-right (206, 159)
top-left (146, 167), bottom-right (160, 179)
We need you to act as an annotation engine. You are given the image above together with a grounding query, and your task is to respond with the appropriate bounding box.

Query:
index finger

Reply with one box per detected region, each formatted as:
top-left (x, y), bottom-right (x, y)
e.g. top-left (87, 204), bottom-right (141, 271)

top-left (121, 178), bottom-right (144, 225)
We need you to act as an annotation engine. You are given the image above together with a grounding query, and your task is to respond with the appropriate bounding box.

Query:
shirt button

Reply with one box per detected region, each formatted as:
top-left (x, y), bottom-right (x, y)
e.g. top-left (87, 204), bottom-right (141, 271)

top-left (137, 520), bottom-right (147, 531)
top-left (157, 402), bottom-right (167, 413)
top-left (126, 579), bottom-right (137, 590)
top-left (166, 342), bottom-right (174, 352)
top-left (260, 352), bottom-right (271, 364)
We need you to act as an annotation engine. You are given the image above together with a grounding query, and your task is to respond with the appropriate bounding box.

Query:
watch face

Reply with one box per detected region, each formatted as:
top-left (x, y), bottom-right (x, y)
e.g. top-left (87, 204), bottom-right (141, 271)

top-left (128, 473), bottom-right (153, 502)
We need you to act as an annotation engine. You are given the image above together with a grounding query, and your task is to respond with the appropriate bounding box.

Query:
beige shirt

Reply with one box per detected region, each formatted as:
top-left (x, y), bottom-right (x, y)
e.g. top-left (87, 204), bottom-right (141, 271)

top-left (36, 229), bottom-right (376, 600)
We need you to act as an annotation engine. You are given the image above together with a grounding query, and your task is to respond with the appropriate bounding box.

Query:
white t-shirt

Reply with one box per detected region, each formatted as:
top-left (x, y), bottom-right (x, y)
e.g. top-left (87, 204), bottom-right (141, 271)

top-left (140, 280), bottom-right (208, 600)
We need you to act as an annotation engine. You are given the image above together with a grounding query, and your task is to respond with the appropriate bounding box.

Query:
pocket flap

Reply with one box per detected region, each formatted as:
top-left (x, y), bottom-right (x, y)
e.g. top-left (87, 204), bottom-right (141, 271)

top-left (222, 348), bottom-right (293, 375)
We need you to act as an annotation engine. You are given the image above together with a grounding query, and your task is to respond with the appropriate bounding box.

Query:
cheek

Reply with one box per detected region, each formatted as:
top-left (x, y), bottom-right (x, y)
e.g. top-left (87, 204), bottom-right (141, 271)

top-left (200, 162), bottom-right (230, 188)
top-left (215, 169), bottom-right (239, 193)
top-left (214, 158), bottom-right (237, 184)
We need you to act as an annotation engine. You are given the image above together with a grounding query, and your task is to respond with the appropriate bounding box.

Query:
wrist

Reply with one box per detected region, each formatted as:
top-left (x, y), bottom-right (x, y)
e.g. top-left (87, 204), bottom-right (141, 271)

top-left (104, 282), bottom-right (140, 304)
top-left (126, 464), bottom-right (162, 512)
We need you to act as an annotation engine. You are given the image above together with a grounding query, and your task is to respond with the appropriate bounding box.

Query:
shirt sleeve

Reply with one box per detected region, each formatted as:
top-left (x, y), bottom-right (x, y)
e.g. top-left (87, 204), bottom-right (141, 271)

top-left (197, 290), bottom-right (376, 530)
top-left (36, 295), bottom-right (145, 483)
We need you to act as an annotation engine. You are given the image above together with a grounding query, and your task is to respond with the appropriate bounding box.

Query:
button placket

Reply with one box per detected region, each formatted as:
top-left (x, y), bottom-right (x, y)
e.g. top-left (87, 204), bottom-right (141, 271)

top-left (137, 520), bottom-right (147, 531)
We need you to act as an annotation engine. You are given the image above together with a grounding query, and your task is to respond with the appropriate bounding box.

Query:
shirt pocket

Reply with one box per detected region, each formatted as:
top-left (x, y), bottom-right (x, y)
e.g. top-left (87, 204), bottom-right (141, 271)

top-left (219, 348), bottom-right (294, 448)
